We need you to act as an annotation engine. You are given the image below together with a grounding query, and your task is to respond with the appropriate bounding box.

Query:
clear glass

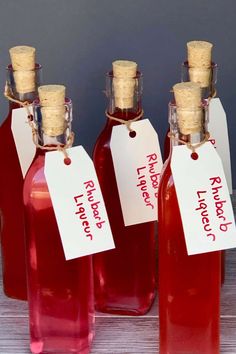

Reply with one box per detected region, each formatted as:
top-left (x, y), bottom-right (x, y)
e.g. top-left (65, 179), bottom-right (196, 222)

top-left (181, 61), bottom-right (218, 99)
top-left (105, 70), bottom-right (143, 114)
top-left (93, 70), bottom-right (156, 315)
top-left (158, 102), bottom-right (221, 354)
top-left (23, 100), bottom-right (94, 353)
top-left (0, 64), bottom-right (42, 300)
top-left (6, 63), bottom-right (42, 101)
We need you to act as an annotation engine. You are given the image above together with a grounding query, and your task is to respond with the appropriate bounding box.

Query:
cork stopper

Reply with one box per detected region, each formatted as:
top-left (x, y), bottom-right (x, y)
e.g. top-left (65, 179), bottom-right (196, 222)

top-left (38, 85), bottom-right (66, 136)
top-left (112, 60), bottom-right (137, 109)
top-left (173, 82), bottom-right (201, 108)
top-left (187, 41), bottom-right (213, 88)
top-left (188, 67), bottom-right (211, 88)
top-left (9, 45), bottom-right (36, 93)
top-left (173, 82), bottom-right (203, 135)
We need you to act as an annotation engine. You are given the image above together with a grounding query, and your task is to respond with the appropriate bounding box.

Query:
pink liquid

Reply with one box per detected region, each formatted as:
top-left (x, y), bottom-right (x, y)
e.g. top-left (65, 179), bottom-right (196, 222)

top-left (23, 149), bottom-right (94, 353)
top-left (0, 102), bottom-right (27, 300)
top-left (93, 110), bottom-right (156, 315)
top-left (158, 158), bottom-right (220, 354)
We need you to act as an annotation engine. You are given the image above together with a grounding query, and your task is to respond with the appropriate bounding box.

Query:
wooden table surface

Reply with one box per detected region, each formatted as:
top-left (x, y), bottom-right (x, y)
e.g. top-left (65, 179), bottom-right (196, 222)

top-left (1, 201), bottom-right (236, 353)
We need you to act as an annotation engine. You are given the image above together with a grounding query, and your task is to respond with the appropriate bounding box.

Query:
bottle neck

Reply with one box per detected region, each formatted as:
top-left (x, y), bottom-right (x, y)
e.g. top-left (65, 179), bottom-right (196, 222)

top-left (106, 70), bottom-right (143, 122)
top-left (8, 92), bottom-right (38, 112)
top-left (6, 63), bottom-right (42, 108)
top-left (170, 130), bottom-right (206, 148)
top-left (181, 61), bottom-right (218, 99)
top-left (37, 132), bottom-right (69, 150)
top-left (169, 101), bottom-right (209, 149)
top-left (33, 99), bottom-right (72, 151)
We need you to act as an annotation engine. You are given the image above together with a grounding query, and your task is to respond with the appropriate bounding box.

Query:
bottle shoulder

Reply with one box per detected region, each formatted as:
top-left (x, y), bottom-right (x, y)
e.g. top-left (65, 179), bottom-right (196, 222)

top-left (93, 123), bottom-right (112, 156)
top-left (160, 158), bottom-right (172, 180)
top-left (158, 158), bottom-right (175, 195)
top-left (0, 111), bottom-right (12, 135)
top-left (23, 153), bottom-right (51, 209)
top-left (24, 154), bottom-right (46, 188)
top-left (0, 113), bottom-right (22, 173)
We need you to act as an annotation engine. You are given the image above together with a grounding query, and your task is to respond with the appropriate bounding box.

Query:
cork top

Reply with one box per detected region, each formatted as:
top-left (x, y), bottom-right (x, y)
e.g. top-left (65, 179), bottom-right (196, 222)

top-left (173, 82), bottom-right (201, 108)
top-left (9, 45), bottom-right (36, 94)
top-left (113, 60), bottom-right (137, 78)
top-left (38, 85), bottom-right (65, 106)
top-left (38, 85), bottom-right (66, 136)
top-left (112, 60), bottom-right (138, 109)
top-left (173, 82), bottom-right (203, 135)
top-left (187, 41), bottom-right (213, 68)
top-left (9, 45), bottom-right (36, 70)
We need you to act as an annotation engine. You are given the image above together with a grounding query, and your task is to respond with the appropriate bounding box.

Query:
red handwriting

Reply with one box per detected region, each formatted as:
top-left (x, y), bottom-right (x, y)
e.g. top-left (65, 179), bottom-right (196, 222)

top-left (84, 180), bottom-right (105, 229)
top-left (136, 153), bottom-right (160, 210)
top-left (195, 176), bottom-right (232, 241)
top-left (74, 194), bottom-right (93, 240)
top-left (74, 180), bottom-right (106, 241)
top-left (137, 166), bottom-right (154, 209)
top-left (146, 153), bottom-right (160, 198)
top-left (210, 176), bottom-right (232, 232)
top-left (195, 190), bottom-right (216, 241)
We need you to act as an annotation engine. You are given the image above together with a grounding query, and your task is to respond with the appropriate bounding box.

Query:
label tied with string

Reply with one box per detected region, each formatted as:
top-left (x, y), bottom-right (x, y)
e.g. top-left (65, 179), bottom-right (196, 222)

top-left (11, 106), bottom-right (36, 177)
top-left (110, 119), bottom-right (163, 226)
top-left (208, 97), bottom-right (232, 194)
top-left (171, 142), bottom-right (236, 255)
top-left (44, 145), bottom-right (115, 260)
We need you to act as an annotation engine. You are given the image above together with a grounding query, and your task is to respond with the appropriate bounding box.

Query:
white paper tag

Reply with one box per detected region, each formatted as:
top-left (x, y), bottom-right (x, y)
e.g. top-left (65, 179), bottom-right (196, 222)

top-left (208, 98), bottom-right (232, 194)
top-left (11, 106), bottom-right (36, 177)
top-left (110, 119), bottom-right (163, 226)
top-left (171, 142), bottom-right (236, 255)
top-left (44, 145), bottom-right (115, 260)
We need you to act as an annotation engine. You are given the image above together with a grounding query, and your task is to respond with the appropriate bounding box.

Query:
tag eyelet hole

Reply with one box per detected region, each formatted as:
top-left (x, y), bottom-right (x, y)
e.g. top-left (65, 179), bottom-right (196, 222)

top-left (28, 114), bottom-right (33, 121)
top-left (64, 157), bottom-right (71, 165)
top-left (129, 131), bottom-right (136, 138)
top-left (191, 152), bottom-right (198, 160)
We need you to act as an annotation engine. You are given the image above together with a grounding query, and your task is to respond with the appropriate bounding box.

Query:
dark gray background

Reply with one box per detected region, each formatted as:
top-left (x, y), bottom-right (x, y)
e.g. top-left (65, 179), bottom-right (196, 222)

top-left (0, 0), bottom-right (236, 186)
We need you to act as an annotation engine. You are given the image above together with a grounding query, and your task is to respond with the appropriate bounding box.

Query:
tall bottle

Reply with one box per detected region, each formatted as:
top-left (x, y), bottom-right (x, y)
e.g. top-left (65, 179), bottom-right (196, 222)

top-left (158, 82), bottom-right (220, 354)
top-left (93, 60), bottom-right (156, 315)
top-left (0, 46), bottom-right (42, 300)
top-left (182, 41), bottom-right (226, 284)
top-left (164, 40), bottom-right (217, 160)
top-left (23, 85), bottom-right (94, 354)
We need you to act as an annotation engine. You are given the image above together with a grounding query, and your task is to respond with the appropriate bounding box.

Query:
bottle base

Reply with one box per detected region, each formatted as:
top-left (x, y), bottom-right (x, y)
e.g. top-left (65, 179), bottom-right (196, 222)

top-left (95, 305), bottom-right (148, 316)
top-left (30, 341), bottom-right (91, 354)
top-left (95, 294), bottom-right (156, 316)
top-left (3, 288), bottom-right (27, 301)
top-left (30, 332), bottom-right (94, 354)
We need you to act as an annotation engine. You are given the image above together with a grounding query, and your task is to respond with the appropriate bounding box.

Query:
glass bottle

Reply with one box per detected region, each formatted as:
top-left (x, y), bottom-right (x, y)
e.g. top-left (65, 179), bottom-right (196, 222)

top-left (23, 96), bottom-right (94, 354)
top-left (182, 61), bottom-right (226, 286)
top-left (93, 63), bottom-right (156, 315)
top-left (158, 100), bottom-right (221, 354)
top-left (0, 63), bottom-right (42, 300)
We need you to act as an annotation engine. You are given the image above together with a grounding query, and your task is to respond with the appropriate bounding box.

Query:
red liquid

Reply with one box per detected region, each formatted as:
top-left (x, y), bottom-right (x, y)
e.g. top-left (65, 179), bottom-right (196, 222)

top-left (0, 102), bottom-right (27, 300)
top-left (221, 250), bottom-right (225, 284)
top-left (23, 149), bottom-right (94, 354)
top-left (158, 158), bottom-right (220, 354)
top-left (93, 110), bottom-right (156, 315)
top-left (163, 129), bottom-right (170, 162)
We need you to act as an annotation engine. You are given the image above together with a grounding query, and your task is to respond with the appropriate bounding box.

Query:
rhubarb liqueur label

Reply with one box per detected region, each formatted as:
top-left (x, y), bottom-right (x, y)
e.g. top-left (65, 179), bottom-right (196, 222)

top-left (45, 146), bottom-right (115, 260)
top-left (110, 119), bottom-right (163, 226)
top-left (171, 142), bottom-right (236, 255)
top-left (74, 180), bottom-right (107, 241)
